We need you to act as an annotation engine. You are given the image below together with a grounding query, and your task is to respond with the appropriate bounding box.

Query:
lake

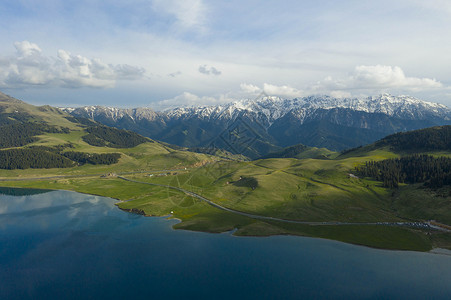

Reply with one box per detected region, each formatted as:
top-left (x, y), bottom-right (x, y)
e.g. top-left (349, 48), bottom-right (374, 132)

top-left (1, 189), bottom-right (450, 299)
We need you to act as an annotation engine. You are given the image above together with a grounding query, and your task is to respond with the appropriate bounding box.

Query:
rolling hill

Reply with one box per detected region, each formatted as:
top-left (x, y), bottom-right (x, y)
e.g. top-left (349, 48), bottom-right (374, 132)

top-left (1, 91), bottom-right (450, 251)
top-left (0, 91), bottom-right (216, 175)
top-left (260, 143), bottom-right (337, 159)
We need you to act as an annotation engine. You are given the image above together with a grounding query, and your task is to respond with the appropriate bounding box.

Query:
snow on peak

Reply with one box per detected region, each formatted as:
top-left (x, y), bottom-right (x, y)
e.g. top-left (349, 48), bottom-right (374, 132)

top-left (63, 94), bottom-right (451, 125)
top-left (165, 94), bottom-right (450, 122)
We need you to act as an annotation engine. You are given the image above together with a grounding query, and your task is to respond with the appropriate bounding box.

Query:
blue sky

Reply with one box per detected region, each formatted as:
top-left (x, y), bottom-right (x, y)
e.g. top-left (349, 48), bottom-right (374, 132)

top-left (1, 0), bottom-right (451, 109)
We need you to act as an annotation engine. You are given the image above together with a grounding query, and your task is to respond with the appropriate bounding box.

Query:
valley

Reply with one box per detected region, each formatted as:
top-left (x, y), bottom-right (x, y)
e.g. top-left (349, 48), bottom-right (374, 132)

top-left (62, 94), bottom-right (451, 158)
top-left (0, 91), bottom-right (450, 251)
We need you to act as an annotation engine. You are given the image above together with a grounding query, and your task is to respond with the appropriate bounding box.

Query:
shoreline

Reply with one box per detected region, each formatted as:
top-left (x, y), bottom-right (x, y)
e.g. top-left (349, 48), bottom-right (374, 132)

top-left (429, 248), bottom-right (451, 256)
top-left (0, 183), bottom-right (449, 253)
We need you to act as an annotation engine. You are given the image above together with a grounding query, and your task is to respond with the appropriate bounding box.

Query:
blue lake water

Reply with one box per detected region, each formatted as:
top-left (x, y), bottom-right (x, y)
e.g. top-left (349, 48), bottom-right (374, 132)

top-left (0, 189), bottom-right (451, 299)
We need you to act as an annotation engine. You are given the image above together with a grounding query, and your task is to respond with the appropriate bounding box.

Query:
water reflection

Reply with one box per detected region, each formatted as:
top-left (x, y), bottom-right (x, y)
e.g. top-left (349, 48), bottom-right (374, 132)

top-left (0, 186), bottom-right (52, 196)
top-left (0, 190), bottom-right (450, 300)
top-left (0, 190), bottom-right (133, 233)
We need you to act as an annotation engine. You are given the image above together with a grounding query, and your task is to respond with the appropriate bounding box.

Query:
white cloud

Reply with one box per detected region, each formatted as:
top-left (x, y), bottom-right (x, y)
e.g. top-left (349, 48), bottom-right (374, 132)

top-left (238, 83), bottom-right (304, 99)
top-left (0, 41), bottom-right (145, 89)
top-left (315, 65), bottom-right (443, 93)
top-left (262, 83), bottom-right (303, 98)
top-left (353, 65), bottom-right (442, 89)
top-left (329, 90), bottom-right (352, 99)
top-left (145, 69), bottom-right (449, 111)
top-left (198, 64), bottom-right (221, 76)
top-left (14, 41), bottom-right (42, 57)
top-left (153, 82), bottom-right (304, 110)
top-left (152, 91), bottom-right (231, 110)
top-left (240, 83), bottom-right (261, 94)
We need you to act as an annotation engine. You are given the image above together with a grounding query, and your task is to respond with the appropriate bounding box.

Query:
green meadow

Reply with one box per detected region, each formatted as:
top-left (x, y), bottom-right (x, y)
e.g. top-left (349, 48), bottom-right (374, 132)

top-left (2, 134), bottom-right (450, 252)
top-left (0, 98), bottom-right (449, 251)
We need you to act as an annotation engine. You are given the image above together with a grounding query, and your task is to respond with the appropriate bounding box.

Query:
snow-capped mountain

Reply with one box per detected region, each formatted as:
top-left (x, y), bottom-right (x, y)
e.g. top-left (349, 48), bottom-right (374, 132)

top-left (63, 106), bottom-right (160, 121)
top-left (63, 94), bottom-right (450, 124)
top-left (61, 94), bottom-right (451, 157)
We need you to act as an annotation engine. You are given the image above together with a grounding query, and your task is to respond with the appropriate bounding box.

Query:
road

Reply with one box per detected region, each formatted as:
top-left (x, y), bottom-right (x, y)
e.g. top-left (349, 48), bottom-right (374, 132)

top-left (0, 169), bottom-right (186, 182)
top-left (1, 170), bottom-right (447, 231)
top-left (117, 176), bottom-right (448, 231)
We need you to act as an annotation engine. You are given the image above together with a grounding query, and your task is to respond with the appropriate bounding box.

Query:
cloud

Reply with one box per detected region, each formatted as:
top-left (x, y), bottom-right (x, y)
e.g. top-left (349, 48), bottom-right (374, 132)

top-left (0, 41), bottom-right (145, 89)
top-left (329, 90), bottom-right (352, 99)
top-left (168, 71), bottom-right (182, 77)
top-left (240, 83), bottom-right (261, 94)
top-left (14, 41), bottom-right (42, 57)
top-left (316, 65), bottom-right (442, 93)
top-left (239, 83), bottom-right (303, 99)
top-left (147, 69), bottom-right (448, 111)
top-left (152, 91), bottom-right (231, 110)
top-left (262, 83), bottom-right (303, 98)
top-left (198, 64), bottom-right (221, 76)
top-left (153, 82), bottom-right (304, 110)
top-left (112, 64), bottom-right (146, 80)
top-left (152, 0), bottom-right (207, 30)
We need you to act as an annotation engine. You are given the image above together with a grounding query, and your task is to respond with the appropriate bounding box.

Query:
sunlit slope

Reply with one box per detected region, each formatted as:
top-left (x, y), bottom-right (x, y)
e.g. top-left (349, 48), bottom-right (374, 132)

top-left (339, 125), bottom-right (451, 158)
top-left (0, 91), bottom-right (80, 129)
top-left (139, 157), bottom-right (396, 222)
top-left (115, 133), bottom-right (451, 235)
top-left (0, 92), bottom-right (449, 250)
top-left (0, 91), bottom-right (216, 177)
top-left (260, 143), bottom-right (338, 160)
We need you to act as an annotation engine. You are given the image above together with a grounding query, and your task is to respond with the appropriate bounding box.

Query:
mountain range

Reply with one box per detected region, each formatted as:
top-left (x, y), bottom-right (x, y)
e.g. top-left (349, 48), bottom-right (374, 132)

top-left (1, 90), bottom-right (451, 250)
top-left (61, 94), bottom-right (451, 158)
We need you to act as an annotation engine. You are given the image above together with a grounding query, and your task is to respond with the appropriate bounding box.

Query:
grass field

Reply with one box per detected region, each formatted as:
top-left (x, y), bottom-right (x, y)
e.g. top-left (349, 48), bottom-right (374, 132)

top-left (0, 104), bottom-right (449, 251)
top-left (2, 141), bottom-right (450, 251)
top-left (1, 93), bottom-right (450, 251)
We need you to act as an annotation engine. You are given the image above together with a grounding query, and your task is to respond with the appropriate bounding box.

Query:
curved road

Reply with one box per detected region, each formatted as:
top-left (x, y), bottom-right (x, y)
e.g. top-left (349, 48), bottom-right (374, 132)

top-left (118, 176), bottom-right (446, 230)
top-left (1, 171), bottom-right (446, 231)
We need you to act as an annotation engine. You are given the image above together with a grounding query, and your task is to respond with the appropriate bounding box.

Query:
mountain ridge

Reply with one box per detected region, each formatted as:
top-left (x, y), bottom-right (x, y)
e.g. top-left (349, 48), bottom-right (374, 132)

top-left (59, 94), bottom-right (451, 157)
top-left (62, 93), bottom-right (451, 122)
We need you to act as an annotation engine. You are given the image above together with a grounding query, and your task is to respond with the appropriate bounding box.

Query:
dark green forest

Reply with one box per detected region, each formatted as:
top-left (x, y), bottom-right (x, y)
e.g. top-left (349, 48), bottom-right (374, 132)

top-left (0, 122), bottom-right (70, 148)
top-left (356, 154), bottom-right (451, 188)
top-left (0, 107), bottom-right (32, 126)
top-left (376, 126), bottom-right (451, 152)
top-left (64, 116), bottom-right (98, 126)
top-left (0, 148), bottom-right (75, 169)
top-left (0, 146), bottom-right (121, 170)
top-left (0, 122), bottom-right (133, 169)
top-left (62, 151), bottom-right (121, 165)
top-left (82, 126), bottom-right (149, 148)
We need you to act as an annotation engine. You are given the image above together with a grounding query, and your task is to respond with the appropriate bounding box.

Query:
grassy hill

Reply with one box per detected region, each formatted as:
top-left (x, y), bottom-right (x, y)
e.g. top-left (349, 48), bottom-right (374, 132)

top-left (0, 92), bottom-right (450, 251)
top-left (114, 127), bottom-right (451, 250)
top-left (339, 125), bottom-right (451, 158)
top-left (0, 92), bottom-right (216, 177)
top-left (260, 143), bottom-right (338, 160)
top-left (0, 91), bottom-right (80, 129)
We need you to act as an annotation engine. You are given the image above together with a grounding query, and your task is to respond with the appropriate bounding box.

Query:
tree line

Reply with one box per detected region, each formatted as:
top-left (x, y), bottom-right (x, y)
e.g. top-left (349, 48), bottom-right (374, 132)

top-left (0, 146), bottom-right (121, 170)
top-left (82, 125), bottom-right (149, 148)
top-left (355, 154), bottom-right (451, 188)
top-left (0, 107), bottom-right (32, 126)
top-left (0, 148), bottom-right (75, 169)
top-left (375, 126), bottom-right (451, 152)
top-left (0, 122), bottom-right (70, 148)
top-left (62, 151), bottom-right (121, 165)
top-left (65, 116), bottom-right (98, 126)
